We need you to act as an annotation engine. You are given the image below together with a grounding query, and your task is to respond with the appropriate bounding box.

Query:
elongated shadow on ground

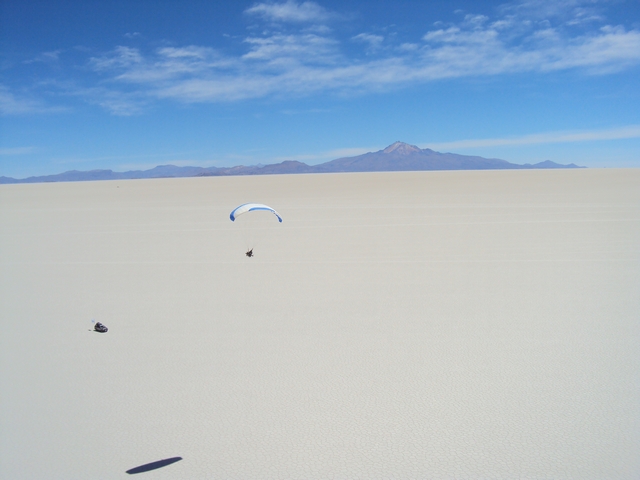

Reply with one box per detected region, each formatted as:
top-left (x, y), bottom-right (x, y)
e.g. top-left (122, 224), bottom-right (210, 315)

top-left (126, 457), bottom-right (182, 474)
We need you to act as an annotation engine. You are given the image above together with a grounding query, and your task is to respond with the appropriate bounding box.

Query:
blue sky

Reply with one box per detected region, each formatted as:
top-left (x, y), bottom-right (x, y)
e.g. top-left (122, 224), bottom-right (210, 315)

top-left (1, 0), bottom-right (639, 178)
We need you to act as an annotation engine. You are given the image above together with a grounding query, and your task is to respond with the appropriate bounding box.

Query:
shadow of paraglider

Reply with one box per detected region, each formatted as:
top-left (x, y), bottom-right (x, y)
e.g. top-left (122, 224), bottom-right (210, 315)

top-left (126, 457), bottom-right (182, 474)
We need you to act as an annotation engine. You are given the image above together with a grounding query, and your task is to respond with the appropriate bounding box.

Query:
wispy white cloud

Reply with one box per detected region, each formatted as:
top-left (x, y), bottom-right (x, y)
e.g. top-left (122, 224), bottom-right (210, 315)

top-left (82, 89), bottom-right (147, 116)
top-left (0, 146), bottom-right (37, 155)
top-left (498, 0), bottom-right (602, 23)
top-left (540, 26), bottom-right (640, 73)
top-left (398, 43), bottom-right (419, 52)
top-left (463, 14), bottom-right (489, 27)
top-left (89, 45), bottom-right (239, 85)
top-left (0, 84), bottom-right (65, 115)
top-left (281, 107), bottom-right (331, 114)
top-left (83, 1), bottom-right (639, 109)
top-left (352, 33), bottom-right (384, 52)
top-left (242, 34), bottom-right (340, 64)
top-left (90, 92), bottom-right (147, 116)
top-left (89, 46), bottom-right (143, 71)
top-left (24, 50), bottom-right (62, 64)
top-left (418, 23), bottom-right (640, 77)
top-left (0, 85), bottom-right (39, 114)
top-left (245, 0), bottom-right (331, 23)
top-left (56, 82), bottom-right (148, 116)
top-left (423, 125), bottom-right (640, 150)
top-left (9, 0), bottom-right (640, 114)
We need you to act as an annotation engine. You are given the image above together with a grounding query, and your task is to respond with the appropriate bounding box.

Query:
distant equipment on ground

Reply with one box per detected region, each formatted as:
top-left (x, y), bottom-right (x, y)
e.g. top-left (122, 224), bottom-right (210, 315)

top-left (94, 321), bottom-right (108, 333)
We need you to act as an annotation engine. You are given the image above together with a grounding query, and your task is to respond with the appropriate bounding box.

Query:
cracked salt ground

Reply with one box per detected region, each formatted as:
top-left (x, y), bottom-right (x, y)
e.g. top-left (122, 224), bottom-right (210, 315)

top-left (1, 169), bottom-right (639, 479)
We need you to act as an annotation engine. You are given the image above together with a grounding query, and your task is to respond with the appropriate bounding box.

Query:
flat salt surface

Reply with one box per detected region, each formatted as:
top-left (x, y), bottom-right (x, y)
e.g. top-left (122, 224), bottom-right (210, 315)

top-left (1, 169), bottom-right (639, 479)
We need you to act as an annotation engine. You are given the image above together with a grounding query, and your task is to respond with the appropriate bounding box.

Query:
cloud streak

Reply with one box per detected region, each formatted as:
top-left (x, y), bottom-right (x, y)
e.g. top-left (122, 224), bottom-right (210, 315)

top-left (9, 0), bottom-right (640, 113)
top-left (352, 33), bottom-right (384, 53)
top-left (423, 125), bottom-right (640, 150)
top-left (0, 146), bottom-right (37, 155)
top-left (0, 84), bottom-right (66, 115)
top-left (245, 0), bottom-right (331, 23)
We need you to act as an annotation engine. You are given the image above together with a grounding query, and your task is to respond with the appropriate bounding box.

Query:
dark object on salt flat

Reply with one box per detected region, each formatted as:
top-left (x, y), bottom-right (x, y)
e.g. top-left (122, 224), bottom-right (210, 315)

top-left (94, 322), bottom-right (108, 333)
top-left (126, 457), bottom-right (182, 474)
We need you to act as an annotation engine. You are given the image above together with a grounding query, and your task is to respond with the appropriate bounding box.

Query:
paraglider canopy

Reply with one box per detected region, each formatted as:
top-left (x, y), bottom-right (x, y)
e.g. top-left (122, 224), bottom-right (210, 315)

top-left (230, 203), bottom-right (283, 223)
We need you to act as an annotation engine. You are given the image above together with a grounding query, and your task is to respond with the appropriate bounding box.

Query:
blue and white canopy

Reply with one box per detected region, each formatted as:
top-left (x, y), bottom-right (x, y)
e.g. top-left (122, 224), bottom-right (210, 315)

top-left (230, 203), bottom-right (283, 223)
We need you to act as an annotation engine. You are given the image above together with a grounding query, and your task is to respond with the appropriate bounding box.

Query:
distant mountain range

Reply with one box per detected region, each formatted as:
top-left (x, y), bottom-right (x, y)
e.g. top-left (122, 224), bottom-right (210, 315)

top-left (0, 142), bottom-right (584, 184)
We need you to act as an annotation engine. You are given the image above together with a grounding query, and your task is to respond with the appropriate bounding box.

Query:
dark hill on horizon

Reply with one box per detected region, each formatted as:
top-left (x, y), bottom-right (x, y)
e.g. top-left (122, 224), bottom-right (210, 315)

top-left (0, 142), bottom-right (584, 184)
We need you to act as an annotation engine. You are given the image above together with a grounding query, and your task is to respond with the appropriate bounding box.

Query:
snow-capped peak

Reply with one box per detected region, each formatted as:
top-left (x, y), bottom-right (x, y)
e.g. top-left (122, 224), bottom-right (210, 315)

top-left (383, 141), bottom-right (421, 154)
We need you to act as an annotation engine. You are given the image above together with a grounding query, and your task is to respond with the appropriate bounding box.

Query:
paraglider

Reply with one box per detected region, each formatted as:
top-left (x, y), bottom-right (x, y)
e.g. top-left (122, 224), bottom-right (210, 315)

top-left (230, 203), bottom-right (282, 257)
top-left (229, 203), bottom-right (283, 223)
